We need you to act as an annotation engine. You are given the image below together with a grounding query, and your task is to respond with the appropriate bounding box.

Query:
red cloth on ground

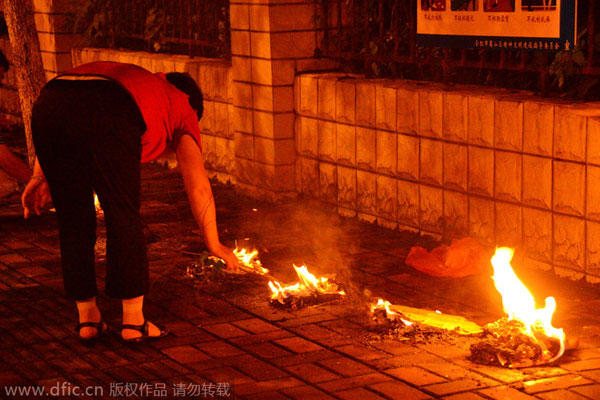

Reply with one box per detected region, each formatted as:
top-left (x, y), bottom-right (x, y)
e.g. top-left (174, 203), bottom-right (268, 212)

top-left (405, 238), bottom-right (492, 278)
top-left (57, 61), bottom-right (202, 162)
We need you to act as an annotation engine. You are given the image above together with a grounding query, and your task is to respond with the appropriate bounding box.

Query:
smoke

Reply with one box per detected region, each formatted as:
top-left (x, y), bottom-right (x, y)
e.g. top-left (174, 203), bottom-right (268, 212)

top-left (232, 197), bottom-right (376, 319)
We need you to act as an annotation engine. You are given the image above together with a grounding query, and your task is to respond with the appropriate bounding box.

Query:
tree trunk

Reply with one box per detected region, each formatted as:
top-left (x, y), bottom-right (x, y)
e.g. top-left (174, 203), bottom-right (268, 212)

top-left (4, 0), bottom-right (46, 168)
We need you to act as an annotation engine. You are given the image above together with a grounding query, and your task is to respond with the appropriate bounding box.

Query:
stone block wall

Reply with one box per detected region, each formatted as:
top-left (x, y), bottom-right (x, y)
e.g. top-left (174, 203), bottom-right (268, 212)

top-left (295, 73), bottom-right (600, 283)
top-left (0, 37), bottom-right (21, 123)
top-left (73, 48), bottom-right (235, 184)
top-left (0, 0), bottom-right (83, 123)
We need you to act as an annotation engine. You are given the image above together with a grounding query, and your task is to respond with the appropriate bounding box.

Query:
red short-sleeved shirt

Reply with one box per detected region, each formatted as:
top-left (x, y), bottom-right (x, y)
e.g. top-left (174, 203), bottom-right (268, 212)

top-left (56, 61), bottom-right (202, 163)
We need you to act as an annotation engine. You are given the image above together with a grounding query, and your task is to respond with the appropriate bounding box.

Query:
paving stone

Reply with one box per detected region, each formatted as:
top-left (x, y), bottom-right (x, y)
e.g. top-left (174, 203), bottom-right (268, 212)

top-left (149, 333), bottom-right (215, 349)
top-left (443, 393), bottom-right (487, 400)
top-left (0, 370), bottom-right (28, 385)
top-left (34, 376), bottom-right (73, 394)
top-left (571, 384), bottom-right (600, 398)
top-left (163, 320), bottom-right (210, 337)
top-left (232, 318), bottom-right (280, 334)
top-left (19, 249), bottom-right (55, 262)
top-left (317, 357), bottom-right (377, 378)
top-left (3, 239), bottom-right (33, 250)
top-left (243, 391), bottom-right (291, 400)
top-left (283, 363), bottom-right (340, 384)
top-left (561, 357), bottom-right (600, 372)
top-left (426, 378), bottom-right (497, 396)
top-left (272, 350), bottom-right (339, 367)
top-left (334, 344), bottom-right (388, 361)
top-left (230, 329), bottom-right (295, 346)
top-left (522, 375), bottom-right (593, 394)
top-left (242, 342), bottom-right (294, 359)
top-left (1, 345), bottom-right (40, 365)
top-left (368, 349), bottom-right (442, 371)
top-left (10, 360), bottom-right (61, 381)
top-left (15, 266), bottom-right (52, 277)
top-left (138, 359), bottom-right (192, 379)
top-left (369, 380), bottom-right (432, 399)
top-left (70, 369), bottom-right (115, 387)
top-left (196, 366), bottom-right (254, 386)
top-left (313, 332), bottom-right (356, 347)
top-left (104, 364), bottom-right (159, 382)
top-left (195, 340), bottom-right (246, 358)
top-left (234, 377), bottom-right (303, 396)
top-left (81, 350), bottom-right (130, 369)
top-left (197, 299), bottom-right (244, 317)
top-left (537, 389), bottom-right (591, 400)
top-left (111, 342), bottom-right (165, 364)
top-left (279, 314), bottom-right (338, 327)
top-left (0, 253), bottom-right (30, 265)
top-left (280, 384), bottom-right (336, 399)
top-left (478, 385), bottom-right (547, 400)
top-left (232, 355), bottom-right (290, 382)
top-left (0, 331), bottom-right (21, 349)
top-left (162, 302), bottom-right (210, 322)
top-left (335, 387), bottom-right (387, 400)
top-left (161, 345), bottom-right (212, 364)
top-left (290, 323), bottom-right (337, 339)
top-left (187, 353), bottom-right (246, 373)
top-left (385, 366), bottom-right (447, 386)
top-left (465, 363), bottom-right (532, 383)
top-left (48, 357), bottom-right (95, 376)
top-left (203, 323), bottom-right (250, 339)
top-left (274, 337), bottom-right (325, 354)
top-left (318, 373), bottom-right (392, 392)
top-left (579, 368), bottom-right (600, 382)
top-left (418, 360), bottom-right (481, 382)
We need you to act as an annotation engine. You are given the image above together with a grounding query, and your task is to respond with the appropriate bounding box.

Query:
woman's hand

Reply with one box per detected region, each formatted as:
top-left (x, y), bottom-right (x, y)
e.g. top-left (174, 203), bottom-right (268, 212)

top-left (209, 242), bottom-right (240, 273)
top-left (21, 178), bottom-right (52, 218)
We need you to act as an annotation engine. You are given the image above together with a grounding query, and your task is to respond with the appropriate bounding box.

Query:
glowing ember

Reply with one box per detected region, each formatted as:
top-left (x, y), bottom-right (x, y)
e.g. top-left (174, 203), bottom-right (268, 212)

top-left (489, 247), bottom-right (565, 364)
top-left (234, 248), bottom-right (269, 275)
top-left (269, 265), bottom-right (345, 305)
top-left (371, 299), bottom-right (413, 326)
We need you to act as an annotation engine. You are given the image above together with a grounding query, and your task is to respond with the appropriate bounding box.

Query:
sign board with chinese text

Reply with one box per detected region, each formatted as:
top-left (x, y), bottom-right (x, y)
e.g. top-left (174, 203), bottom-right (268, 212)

top-left (417, 0), bottom-right (577, 51)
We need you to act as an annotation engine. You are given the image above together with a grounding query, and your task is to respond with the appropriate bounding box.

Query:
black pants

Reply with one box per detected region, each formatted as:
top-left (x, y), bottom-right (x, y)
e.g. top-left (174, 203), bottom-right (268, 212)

top-left (32, 79), bottom-right (149, 300)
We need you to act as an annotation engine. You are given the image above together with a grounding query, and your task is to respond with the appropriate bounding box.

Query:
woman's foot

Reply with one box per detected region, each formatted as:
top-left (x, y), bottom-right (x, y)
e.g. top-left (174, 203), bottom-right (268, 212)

top-left (75, 320), bottom-right (109, 341)
top-left (121, 320), bottom-right (166, 341)
top-left (121, 295), bottom-right (168, 341)
top-left (76, 297), bottom-right (103, 340)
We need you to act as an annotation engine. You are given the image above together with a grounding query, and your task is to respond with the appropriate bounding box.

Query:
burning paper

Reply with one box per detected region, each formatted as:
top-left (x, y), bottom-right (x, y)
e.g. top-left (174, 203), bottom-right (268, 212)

top-left (371, 299), bottom-right (413, 326)
top-left (233, 248), bottom-right (269, 275)
top-left (469, 247), bottom-right (565, 368)
top-left (186, 248), bottom-right (268, 281)
top-left (371, 298), bottom-right (482, 335)
top-left (269, 265), bottom-right (345, 308)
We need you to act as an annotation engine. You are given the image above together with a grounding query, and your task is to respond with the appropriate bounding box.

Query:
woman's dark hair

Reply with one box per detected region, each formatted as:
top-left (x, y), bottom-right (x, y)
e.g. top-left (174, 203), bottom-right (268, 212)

top-left (0, 50), bottom-right (9, 72)
top-left (165, 72), bottom-right (203, 120)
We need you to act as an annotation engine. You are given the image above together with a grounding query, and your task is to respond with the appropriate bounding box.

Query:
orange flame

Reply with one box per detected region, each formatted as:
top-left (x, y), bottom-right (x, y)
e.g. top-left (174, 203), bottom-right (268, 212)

top-left (269, 265), bottom-right (345, 303)
top-left (371, 299), bottom-right (413, 326)
top-left (491, 248), bottom-right (565, 362)
top-left (234, 248), bottom-right (269, 275)
top-left (94, 194), bottom-right (102, 214)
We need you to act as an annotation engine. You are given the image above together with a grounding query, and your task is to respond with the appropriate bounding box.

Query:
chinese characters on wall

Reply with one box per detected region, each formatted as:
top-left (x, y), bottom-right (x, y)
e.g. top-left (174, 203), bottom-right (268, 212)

top-left (417, 0), bottom-right (576, 51)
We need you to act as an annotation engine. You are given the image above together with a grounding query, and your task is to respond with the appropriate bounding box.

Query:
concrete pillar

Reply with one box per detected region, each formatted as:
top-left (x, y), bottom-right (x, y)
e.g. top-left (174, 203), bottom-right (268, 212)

top-left (229, 0), bottom-right (334, 200)
top-left (33, 0), bottom-right (82, 80)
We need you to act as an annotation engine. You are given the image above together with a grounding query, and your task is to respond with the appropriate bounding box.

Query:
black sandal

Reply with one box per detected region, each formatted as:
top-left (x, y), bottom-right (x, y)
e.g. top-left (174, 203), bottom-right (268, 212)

top-left (75, 320), bottom-right (110, 342)
top-left (120, 320), bottom-right (169, 343)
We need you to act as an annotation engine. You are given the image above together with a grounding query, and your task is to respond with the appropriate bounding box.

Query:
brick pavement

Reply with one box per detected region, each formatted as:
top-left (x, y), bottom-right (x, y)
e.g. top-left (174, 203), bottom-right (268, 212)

top-left (1, 162), bottom-right (600, 399)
